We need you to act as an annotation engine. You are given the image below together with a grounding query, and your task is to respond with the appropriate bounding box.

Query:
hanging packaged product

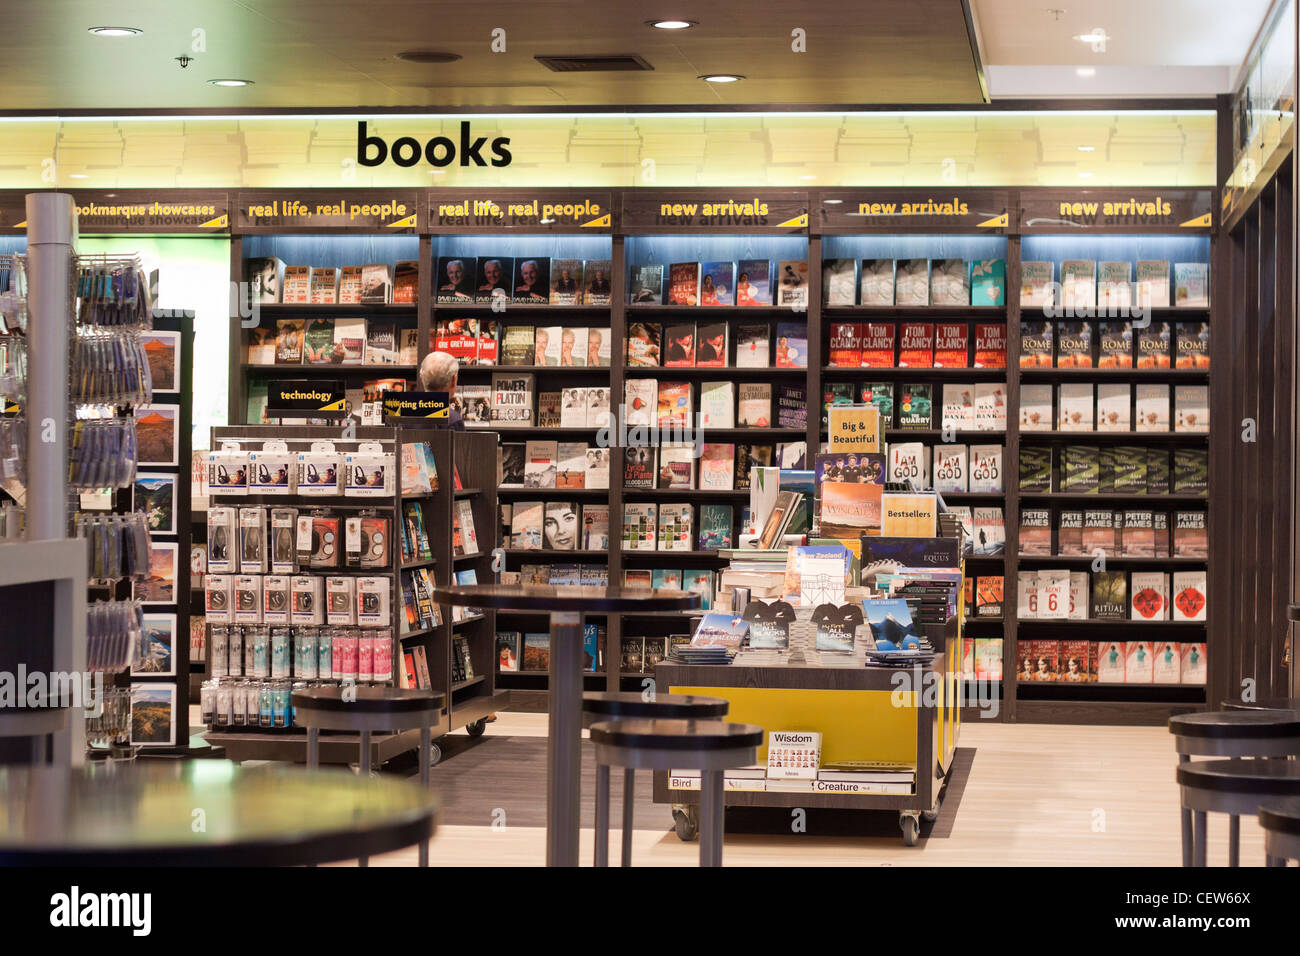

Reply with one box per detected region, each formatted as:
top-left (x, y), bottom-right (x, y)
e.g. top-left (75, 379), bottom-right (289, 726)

top-left (262, 574), bottom-right (291, 625)
top-left (290, 575), bottom-right (324, 625)
top-left (270, 507), bottom-right (298, 574)
top-left (326, 576), bottom-right (357, 625)
top-left (233, 574), bottom-right (263, 624)
top-left (309, 513), bottom-right (341, 569)
top-left (371, 627), bottom-right (394, 682)
top-left (238, 506), bottom-right (267, 573)
top-left (208, 442), bottom-right (249, 496)
top-left (344, 441), bottom-right (395, 497)
top-left (249, 440), bottom-right (295, 494)
top-left (346, 514), bottom-right (390, 569)
top-left (356, 577), bottom-right (392, 627)
top-left (297, 441), bottom-right (342, 495)
top-left (205, 573), bottom-right (233, 624)
top-left (207, 506), bottom-right (236, 573)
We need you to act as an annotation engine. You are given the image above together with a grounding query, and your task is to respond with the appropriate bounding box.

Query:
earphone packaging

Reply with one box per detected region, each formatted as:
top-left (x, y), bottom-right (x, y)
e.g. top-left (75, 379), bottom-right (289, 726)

top-left (238, 506), bottom-right (267, 574)
top-left (207, 507), bottom-right (236, 574)
top-left (270, 508), bottom-right (298, 574)
top-left (205, 574), bottom-right (233, 624)
top-left (326, 576), bottom-right (357, 625)
top-left (356, 576), bottom-right (391, 627)
top-left (346, 515), bottom-right (390, 569)
top-left (345, 442), bottom-right (395, 497)
top-left (233, 574), bottom-right (263, 624)
top-left (249, 441), bottom-right (295, 495)
top-left (296, 442), bottom-right (342, 496)
top-left (290, 575), bottom-right (324, 625)
top-left (262, 574), bottom-right (291, 625)
top-left (208, 443), bottom-right (250, 496)
top-left (309, 514), bottom-right (341, 569)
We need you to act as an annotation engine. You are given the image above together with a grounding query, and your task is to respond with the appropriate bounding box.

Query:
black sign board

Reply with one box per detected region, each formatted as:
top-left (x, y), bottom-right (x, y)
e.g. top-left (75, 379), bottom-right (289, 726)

top-left (234, 189), bottom-right (419, 233)
top-left (265, 380), bottom-right (348, 417)
top-left (425, 189), bottom-right (612, 233)
top-left (619, 189), bottom-right (809, 234)
top-left (1018, 188), bottom-right (1215, 233)
top-left (0, 189), bottom-right (230, 234)
top-left (381, 390), bottom-right (450, 420)
top-left (815, 189), bottom-right (1011, 234)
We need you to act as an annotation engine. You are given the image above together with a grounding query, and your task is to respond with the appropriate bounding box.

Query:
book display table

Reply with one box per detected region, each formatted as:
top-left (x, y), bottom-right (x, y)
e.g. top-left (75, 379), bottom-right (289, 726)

top-left (653, 633), bottom-right (960, 846)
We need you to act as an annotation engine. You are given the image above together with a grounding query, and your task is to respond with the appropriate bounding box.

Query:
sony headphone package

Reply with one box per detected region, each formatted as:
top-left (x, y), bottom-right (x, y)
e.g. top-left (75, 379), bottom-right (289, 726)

top-left (346, 515), bottom-right (390, 569)
top-left (326, 576), bottom-right (357, 625)
top-left (249, 441), bottom-right (295, 495)
top-left (207, 506), bottom-right (236, 574)
top-left (262, 574), bottom-right (291, 625)
top-left (345, 442), bottom-right (395, 498)
top-left (205, 573), bottom-right (233, 624)
top-left (290, 575), bottom-right (324, 625)
top-left (238, 506), bottom-right (268, 574)
top-left (233, 574), bottom-right (263, 624)
top-left (309, 514), bottom-right (341, 569)
top-left (208, 442), bottom-right (250, 496)
top-left (296, 441), bottom-right (342, 496)
top-left (270, 508), bottom-right (298, 574)
top-left (356, 576), bottom-right (391, 627)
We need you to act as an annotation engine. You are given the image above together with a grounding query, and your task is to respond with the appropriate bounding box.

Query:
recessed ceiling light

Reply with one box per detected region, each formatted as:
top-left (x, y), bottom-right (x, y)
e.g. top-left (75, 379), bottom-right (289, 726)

top-left (208, 79), bottom-right (254, 87)
top-left (88, 26), bottom-right (142, 37)
top-left (699, 74), bottom-right (744, 83)
top-left (1078, 171), bottom-right (1094, 178)
top-left (1077, 145), bottom-right (1096, 152)
top-left (1076, 67), bottom-right (1096, 77)
top-left (647, 19), bottom-right (697, 29)
top-left (396, 50), bottom-right (461, 64)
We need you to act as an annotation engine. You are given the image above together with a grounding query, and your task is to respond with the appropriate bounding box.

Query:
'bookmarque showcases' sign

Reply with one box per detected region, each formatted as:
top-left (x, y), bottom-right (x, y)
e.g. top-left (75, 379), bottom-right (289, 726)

top-left (0, 189), bottom-right (230, 234)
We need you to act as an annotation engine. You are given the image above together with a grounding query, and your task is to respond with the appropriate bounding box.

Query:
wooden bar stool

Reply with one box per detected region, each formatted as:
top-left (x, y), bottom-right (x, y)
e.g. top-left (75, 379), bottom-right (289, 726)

top-left (1258, 798), bottom-right (1300, 866)
top-left (589, 718), bottom-right (762, 867)
top-left (1168, 710), bottom-right (1300, 866)
top-left (1176, 759), bottom-right (1300, 866)
top-left (293, 686), bottom-right (445, 867)
top-left (581, 692), bottom-right (729, 867)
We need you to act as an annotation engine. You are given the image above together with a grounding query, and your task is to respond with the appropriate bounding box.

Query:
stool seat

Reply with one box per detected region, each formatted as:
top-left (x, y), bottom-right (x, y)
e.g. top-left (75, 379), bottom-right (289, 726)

top-left (293, 686), bottom-right (444, 716)
top-left (590, 719), bottom-right (763, 752)
top-left (1177, 759), bottom-right (1300, 795)
top-left (581, 692), bottom-right (729, 721)
top-left (1221, 697), bottom-right (1300, 713)
top-left (1168, 711), bottom-right (1300, 739)
top-left (1258, 797), bottom-right (1300, 837)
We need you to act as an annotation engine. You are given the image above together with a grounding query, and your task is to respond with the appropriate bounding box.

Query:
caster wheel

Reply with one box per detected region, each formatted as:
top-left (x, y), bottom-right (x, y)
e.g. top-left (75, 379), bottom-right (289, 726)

top-left (922, 808), bottom-right (939, 823)
top-left (673, 807), bottom-right (699, 842)
top-left (428, 743), bottom-right (442, 767)
top-left (900, 814), bottom-right (919, 846)
top-left (466, 719), bottom-right (487, 737)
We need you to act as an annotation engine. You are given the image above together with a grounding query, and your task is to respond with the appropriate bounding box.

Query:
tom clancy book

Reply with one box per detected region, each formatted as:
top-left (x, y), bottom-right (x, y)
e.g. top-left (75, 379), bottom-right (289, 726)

top-left (1058, 510), bottom-right (1084, 555)
top-left (897, 323), bottom-right (934, 367)
top-left (1174, 511), bottom-right (1208, 557)
top-left (1019, 508), bottom-right (1052, 555)
top-left (897, 384), bottom-right (933, 429)
top-left (1176, 322), bottom-right (1210, 369)
top-left (822, 258), bottom-right (857, 307)
top-left (1137, 321), bottom-right (1172, 369)
top-left (1056, 322), bottom-right (1093, 368)
top-left (895, 259), bottom-right (930, 306)
top-left (435, 256), bottom-right (475, 304)
top-left (629, 264), bottom-right (665, 305)
top-left (859, 259), bottom-right (895, 306)
top-left (1147, 448), bottom-right (1170, 494)
top-left (275, 319), bottom-right (305, 364)
top-left (338, 266), bottom-right (364, 304)
top-left (1018, 446), bottom-right (1052, 493)
top-left (974, 323), bottom-right (1006, 368)
top-left (281, 265), bottom-right (311, 303)
top-left (930, 258), bottom-right (969, 306)
top-left (501, 325), bottom-right (536, 365)
top-left (776, 260), bottom-right (809, 307)
top-left (736, 259), bottom-right (772, 306)
top-left (1020, 321), bottom-right (1054, 368)
top-left (360, 264), bottom-right (394, 304)
top-left (309, 266), bottom-right (339, 304)
top-left (701, 261), bottom-right (736, 306)
top-left (582, 259), bottom-right (612, 306)
top-left (1098, 321), bottom-right (1132, 368)
top-left (735, 324), bottom-right (770, 367)
top-left (302, 318), bottom-right (336, 364)
top-left (1172, 447), bottom-right (1208, 495)
top-left (549, 259), bottom-right (583, 305)
top-left (828, 322), bottom-right (862, 367)
top-left (667, 262), bottom-right (701, 306)
top-left (933, 323), bottom-right (969, 367)
top-left (1091, 571), bottom-right (1128, 620)
top-left (861, 323), bottom-right (896, 368)
top-left (513, 257), bottom-right (550, 304)
top-left (393, 260), bottom-right (419, 304)
top-left (626, 322), bottom-right (662, 367)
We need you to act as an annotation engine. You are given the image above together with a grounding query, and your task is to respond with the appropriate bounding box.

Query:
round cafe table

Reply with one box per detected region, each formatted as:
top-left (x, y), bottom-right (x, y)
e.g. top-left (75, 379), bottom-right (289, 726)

top-left (431, 583), bottom-right (699, 867)
top-left (0, 761), bottom-right (437, 866)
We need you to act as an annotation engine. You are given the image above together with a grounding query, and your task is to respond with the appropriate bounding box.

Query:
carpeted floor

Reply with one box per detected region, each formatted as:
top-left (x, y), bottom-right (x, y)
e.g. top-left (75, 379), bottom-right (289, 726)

top-left (406, 734), bottom-right (975, 838)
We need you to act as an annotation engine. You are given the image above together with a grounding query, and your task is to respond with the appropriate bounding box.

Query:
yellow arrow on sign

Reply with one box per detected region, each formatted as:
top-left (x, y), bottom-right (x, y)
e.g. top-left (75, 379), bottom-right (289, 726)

top-left (581, 213), bottom-right (611, 228)
top-left (200, 214), bottom-right (229, 229)
top-left (976, 213), bottom-right (1009, 228)
top-left (319, 399), bottom-right (347, 412)
top-left (776, 213), bottom-right (808, 228)
top-left (387, 214), bottom-right (418, 229)
top-left (12, 221), bottom-right (26, 229)
top-left (1179, 212), bottom-right (1212, 228)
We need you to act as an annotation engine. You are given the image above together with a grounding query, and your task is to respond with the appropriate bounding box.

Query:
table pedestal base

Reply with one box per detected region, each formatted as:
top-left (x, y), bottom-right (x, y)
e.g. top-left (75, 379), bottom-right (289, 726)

top-left (547, 611), bottom-right (583, 867)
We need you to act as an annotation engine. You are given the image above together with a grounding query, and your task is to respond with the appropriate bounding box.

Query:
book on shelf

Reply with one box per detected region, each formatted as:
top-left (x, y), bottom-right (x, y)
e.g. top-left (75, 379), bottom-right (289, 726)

top-left (436, 256), bottom-right (476, 304)
top-left (1019, 383), bottom-right (1052, 431)
top-left (933, 323), bottom-right (968, 367)
top-left (775, 323), bottom-right (808, 368)
top-left (777, 385), bottom-right (807, 429)
top-left (1020, 508), bottom-right (1051, 555)
top-left (1060, 260), bottom-right (1096, 310)
top-left (766, 731), bottom-right (822, 780)
top-left (584, 259), bottom-right (612, 306)
top-left (895, 259), bottom-right (930, 306)
top-left (823, 258), bottom-right (857, 307)
top-left (580, 503), bottom-right (610, 549)
top-left (585, 446), bottom-right (611, 489)
top-left (622, 502), bottom-right (658, 551)
top-left (897, 383), bottom-right (932, 429)
top-left (1020, 261), bottom-right (1053, 308)
top-left (281, 264), bottom-right (311, 303)
top-left (556, 441), bottom-right (587, 489)
top-left (776, 260), bottom-right (809, 307)
top-left (586, 328), bottom-right (612, 367)
top-left (1172, 570), bottom-right (1207, 621)
top-left (1098, 322), bottom-right (1132, 368)
top-left (275, 319), bottom-right (305, 364)
top-left (626, 322), bottom-right (661, 367)
top-left (668, 262), bottom-right (701, 306)
top-left (973, 382), bottom-right (1006, 430)
top-left (658, 502), bottom-right (694, 551)
top-left (501, 325), bottom-right (536, 365)
top-left (523, 440), bottom-right (558, 489)
top-left (695, 322), bottom-right (728, 366)
top-left (433, 318), bottom-right (479, 364)
top-left (559, 388), bottom-right (587, 428)
top-left (1135, 260), bottom-right (1170, 308)
top-left (1097, 261), bottom-right (1132, 309)
top-left (932, 444), bottom-right (968, 494)
top-left (973, 323), bottom-right (1006, 368)
top-left (700, 380), bottom-right (736, 429)
top-left (1020, 321), bottom-right (1053, 368)
top-left (499, 443), bottom-right (526, 487)
top-left (657, 443), bottom-right (696, 489)
top-left (475, 256), bottom-right (512, 304)
top-left (971, 506), bottom-right (1005, 556)
top-left (550, 259), bottom-right (583, 305)
top-left (657, 381), bottom-right (693, 428)
top-left (624, 446), bottom-right (657, 489)
top-left (536, 390), bottom-right (562, 428)
top-left (1057, 383), bottom-right (1094, 431)
top-left (700, 443), bottom-right (736, 490)
top-left (1137, 321), bottom-right (1172, 369)
top-left (452, 499), bottom-right (480, 556)
top-left (734, 324), bottom-right (770, 368)
top-left (338, 266), bottom-right (364, 304)
top-left (967, 445), bottom-right (1002, 493)
top-left (1174, 385), bottom-right (1209, 433)
top-left (1056, 322), bottom-right (1092, 368)
top-left (1172, 448), bottom-right (1208, 495)
top-left (859, 258), bottom-right (895, 306)
top-left (246, 257), bottom-right (284, 303)
top-left (247, 326), bottom-right (276, 365)
top-left (360, 263), bottom-right (393, 304)
top-left (858, 322), bottom-right (894, 368)
top-left (930, 258), bottom-right (969, 306)
top-left (630, 264), bottom-right (665, 305)
top-left (1131, 571), bottom-right (1170, 621)
top-left (698, 504), bottom-right (734, 550)
top-left (1173, 510), bottom-right (1207, 557)
top-left (1176, 322), bottom-right (1210, 369)
top-left (940, 383), bottom-right (975, 429)
top-left (828, 322), bottom-right (861, 367)
top-left (1091, 570), bottom-right (1127, 619)
top-left (663, 323), bottom-right (696, 366)
top-left (1096, 383), bottom-right (1131, 431)
top-left (737, 383), bottom-right (772, 427)
top-left (510, 501), bottom-right (543, 549)
top-left (701, 261), bottom-right (736, 306)
top-left (971, 259), bottom-right (1006, 306)
top-left (1135, 383), bottom-right (1170, 432)
top-left (522, 633), bottom-right (550, 672)
top-left (491, 372), bottom-right (535, 424)
top-left (532, 325), bottom-right (561, 367)
top-left (737, 259), bottom-right (772, 306)
top-left (394, 260), bottom-right (419, 304)
top-left (1174, 263), bottom-right (1209, 308)
top-left (897, 323), bottom-right (934, 368)
top-left (543, 501), bottom-right (579, 550)
top-left (364, 322), bottom-right (399, 366)
top-left (1058, 509), bottom-right (1084, 555)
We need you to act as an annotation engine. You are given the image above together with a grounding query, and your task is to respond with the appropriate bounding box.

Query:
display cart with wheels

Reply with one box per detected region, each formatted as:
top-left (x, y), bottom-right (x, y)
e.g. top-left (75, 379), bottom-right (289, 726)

top-left (652, 625), bottom-right (960, 846)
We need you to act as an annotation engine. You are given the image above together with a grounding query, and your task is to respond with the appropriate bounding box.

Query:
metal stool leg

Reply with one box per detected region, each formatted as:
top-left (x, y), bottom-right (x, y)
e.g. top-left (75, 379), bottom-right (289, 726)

top-left (1193, 812), bottom-right (1207, 867)
top-left (621, 768), bottom-right (635, 867)
top-left (359, 730), bottom-right (372, 868)
top-left (418, 723), bottom-right (431, 868)
top-left (1178, 755), bottom-right (1192, 866)
top-left (307, 726), bottom-right (320, 869)
top-left (594, 762), bottom-right (611, 867)
top-left (699, 770), bottom-right (725, 867)
top-left (1229, 815), bottom-right (1240, 867)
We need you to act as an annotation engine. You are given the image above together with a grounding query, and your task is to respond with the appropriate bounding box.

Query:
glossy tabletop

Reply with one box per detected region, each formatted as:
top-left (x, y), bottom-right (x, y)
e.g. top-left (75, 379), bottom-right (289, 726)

top-left (429, 583), bottom-right (699, 613)
top-left (1176, 758), bottom-right (1300, 795)
top-left (0, 762), bottom-right (436, 866)
top-left (1221, 697), bottom-right (1300, 713)
top-left (292, 685), bottom-right (445, 715)
top-left (1169, 710), bottom-right (1300, 739)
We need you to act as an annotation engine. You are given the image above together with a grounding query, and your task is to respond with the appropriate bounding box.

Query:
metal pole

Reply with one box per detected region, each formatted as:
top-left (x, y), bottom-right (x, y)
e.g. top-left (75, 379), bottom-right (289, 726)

top-left (23, 193), bottom-right (75, 542)
top-left (546, 610), bottom-right (583, 866)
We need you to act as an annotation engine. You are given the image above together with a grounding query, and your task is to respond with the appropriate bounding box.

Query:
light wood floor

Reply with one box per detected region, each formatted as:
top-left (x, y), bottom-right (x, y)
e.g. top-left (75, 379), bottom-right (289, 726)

top-left (347, 712), bottom-right (1270, 867)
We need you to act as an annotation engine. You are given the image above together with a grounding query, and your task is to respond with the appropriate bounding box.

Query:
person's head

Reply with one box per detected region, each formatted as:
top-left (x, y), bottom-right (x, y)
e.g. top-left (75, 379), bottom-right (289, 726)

top-left (483, 259), bottom-right (502, 285)
top-left (520, 260), bottom-right (538, 287)
top-left (561, 328), bottom-right (575, 353)
top-left (545, 506), bottom-right (577, 548)
top-left (445, 259), bottom-right (464, 285)
top-left (738, 271), bottom-right (749, 284)
top-left (705, 330), bottom-right (724, 353)
top-left (536, 328), bottom-right (549, 351)
top-left (418, 350), bottom-right (459, 394)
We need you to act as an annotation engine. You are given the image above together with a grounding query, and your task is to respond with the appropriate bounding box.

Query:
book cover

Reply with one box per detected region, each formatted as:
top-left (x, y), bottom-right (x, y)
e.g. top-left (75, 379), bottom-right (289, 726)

top-left (968, 445), bottom-right (1003, 493)
top-left (556, 441), bottom-right (587, 489)
top-left (1174, 262), bottom-right (1209, 307)
top-left (623, 446), bottom-right (658, 489)
top-left (393, 260), bottom-right (419, 304)
top-left (860, 322), bottom-right (896, 368)
top-left (667, 261), bottom-right (701, 306)
top-left (275, 319), bottom-right (305, 364)
top-left (338, 265), bottom-right (364, 304)
top-left (1020, 261), bottom-right (1053, 308)
top-left (1019, 383), bottom-right (1052, 431)
top-left (580, 503), bottom-right (611, 549)
top-left (940, 384), bottom-right (974, 429)
top-left (656, 381), bottom-right (692, 428)
top-left (301, 318), bottom-right (336, 364)
top-left (776, 260), bottom-right (809, 306)
top-left (820, 481), bottom-right (883, 538)
top-left (621, 502), bottom-right (658, 551)
top-left (529, 325), bottom-right (559, 367)
top-left (246, 257), bottom-right (284, 303)
top-left (859, 259), bottom-right (895, 306)
top-left (777, 385), bottom-right (807, 429)
top-left (933, 444), bottom-right (968, 494)
top-left (701, 261), bottom-right (736, 306)
top-left (1172, 448), bottom-right (1208, 495)
top-left (1092, 570), bottom-right (1127, 619)
top-left (860, 382), bottom-right (895, 426)
top-left (1174, 385), bottom-right (1209, 433)
top-left (822, 258), bottom-right (857, 306)
top-left (1097, 261), bottom-right (1133, 310)
top-left (971, 506), bottom-right (1005, 555)
top-left (1135, 383), bottom-right (1170, 432)
top-left (930, 258), bottom-right (968, 306)
top-left (736, 259), bottom-right (772, 306)
top-left (1130, 572), bottom-right (1169, 621)
top-left (898, 323), bottom-right (934, 368)
top-left (1121, 510), bottom-right (1155, 557)
top-left (585, 327), bottom-right (612, 367)
top-left (623, 378), bottom-right (657, 426)
top-left (543, 500), bottom-right (578, 550)
top-left (247, 326), bottom-right (276, 366)
top-left (775, 323), bottom-right (808, 368)
top-left (662, 323), bottom-right (696, 367)
top-left (1057, 382), bottom-right (1094, 431)
top-left (582, 259), bottom-right (612, 306)
top-left (584, 446), bottom-right (611, 489)
top-left (695, 322), bottom-right (728, 367)
top-left (895, 259), bottom-right (930, 306)
top-left (1152, 641), bottom-right (1182, 683)
top-left (1181, 642), bottom-right (1208, 684)
top-left (1060, 445), bottom-right (1100, 493)
top-left (308, 266), bottom-right (339, 304)
top-left (1173, 510), bottom-right (1208, 557)
top-left (1096, 383), bottom-right (1131, 431)
top-left (973, 382), bottom-right (1007, 430)
top-left (363, 322), bottom-right (398, 367)
top-left (512, 257), bottom-right (549, 304)
top-left (536, 390), bottom-right (562, 427)
top-left (700, 380), bottom-right (736, 429)
top-left (1058, 509), bottom-right (1084, 555)
top-left (933, 323), bottom-right (969, 367)
top-left (970, 258), bottom-right (1006, 306)
top-left (436, 256), bottom-right (475, 304)
top-left (280, 264), bottom-right (311, 303)
top-left (490, 372), bottom-right (534, 423)
top-left (1176, 322), bottom-right (1210, 369)
top-left (360, 263), bottom-right (393, 305)
top-left (1019, 508), bottom-right (1051, 555)
top-left (522, 633), bottom-right (551, 672)
top-left (1097, 321), bottom-right (1133, 368)
top-left (1019, 321), bottom-right (1053, 368)
top-left (1136, 321), bottom-right (1172, 369)
top-left (496, 632), bottom-right (521, 673)
top-left (511, 501), bottom-right (543, 550)
top-left (1137, 260), bottom-right (1170, 308)
top-left (331, 317), bottom-right (366, 365)
top-left (897, 384), bottom-right (932, 429)
top-left (629, 264), bottom-right (665, 304)
top-left (1060, 259), bottom-right (1096, 309)
top-left (626, 322), bottom-right (662, 367)
top-left (828, 322), bottom-right (862, 367)
top-left (698, 504), bottom-right (734, 550)
top-left (523, 440), bottom-right (557, 489)
top-left (1019, 446), bottom-right (1052, 492)
top-left (1056, 322), bottom-right (1093, 368)
top-left (973, 323), bottom-right (1006, 368)
top-left (473, 256), bottom-right (512, 304)
top-left (500, 325), bottom-right (536, 366)
top-left (658, 503), bottom-right (694, 551)
top-left (549, 258), bottom-right (583, 305)
top-left (657, 443), bottom-right (695, 489)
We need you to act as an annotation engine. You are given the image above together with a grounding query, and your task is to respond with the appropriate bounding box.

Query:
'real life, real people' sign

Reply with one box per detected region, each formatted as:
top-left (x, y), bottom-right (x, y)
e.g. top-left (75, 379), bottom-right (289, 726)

top-left (234, 189), bottom-right (420, 232)
top-left (425, 189), bottom-right (612, 232)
